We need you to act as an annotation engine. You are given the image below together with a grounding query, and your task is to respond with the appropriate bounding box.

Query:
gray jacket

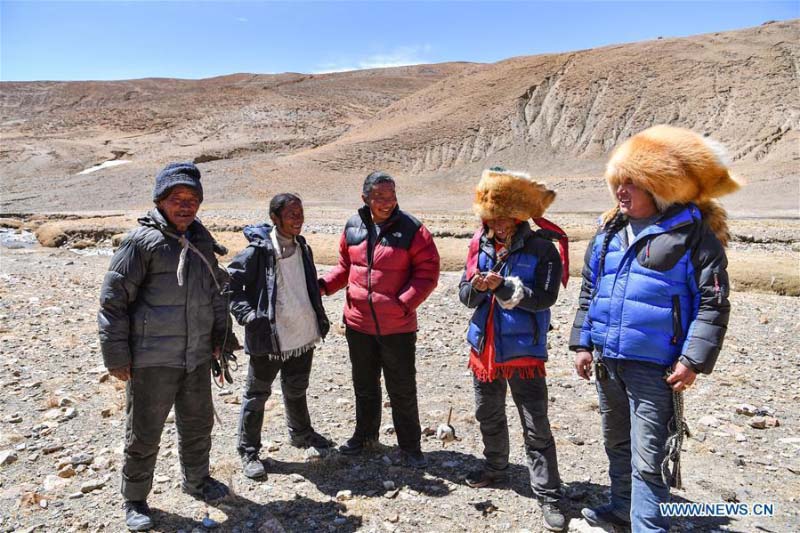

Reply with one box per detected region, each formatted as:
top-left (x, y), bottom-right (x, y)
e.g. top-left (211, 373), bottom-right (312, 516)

top-left (98, 209), bottom-right (231, 372)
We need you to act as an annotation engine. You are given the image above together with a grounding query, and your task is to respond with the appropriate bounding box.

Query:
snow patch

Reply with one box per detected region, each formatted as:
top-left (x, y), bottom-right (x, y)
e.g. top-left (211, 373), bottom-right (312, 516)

top-left (78, 160), bottom-right (131, 175)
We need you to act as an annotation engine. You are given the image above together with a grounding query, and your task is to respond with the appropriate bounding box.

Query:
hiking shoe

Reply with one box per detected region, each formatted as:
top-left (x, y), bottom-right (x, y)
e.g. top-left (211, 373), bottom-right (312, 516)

top-left (241, 453), bottom-right (267, 480)
top-left (540, 502), bottom-right (567, 532)
top-left (123, 500), bottom-right (153, 531)
top-left (182, 476), bottom-right (230, 502)
top-left (465, 467), bottom-right (507, 488)
top-left (290, 430), bottom-right (332, 449)
top-left (338, 435), bottom-right (378, 456)
top-left (581, 504), bottom-right (631, 529)
top-left (390, 448), bottom-right (427, 469)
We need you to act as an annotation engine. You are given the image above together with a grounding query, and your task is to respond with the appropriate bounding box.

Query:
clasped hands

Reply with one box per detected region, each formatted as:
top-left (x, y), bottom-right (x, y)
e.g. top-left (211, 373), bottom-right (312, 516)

top-left (470, 271), bottom-right (504, 292)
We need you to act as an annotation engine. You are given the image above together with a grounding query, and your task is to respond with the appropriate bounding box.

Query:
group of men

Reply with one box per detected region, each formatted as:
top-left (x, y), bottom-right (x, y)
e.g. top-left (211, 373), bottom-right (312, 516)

top-left (100, 123), bottom-right (735, 533)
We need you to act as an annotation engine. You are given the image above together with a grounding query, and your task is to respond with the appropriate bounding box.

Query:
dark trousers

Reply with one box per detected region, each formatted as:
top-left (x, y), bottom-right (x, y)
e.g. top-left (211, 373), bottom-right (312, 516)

top-left (237, 349), bottom-right (315, 457)
top-left (473, 374), bottom-right (562, 503)
top-left (345, 327), bottom-right (421, 452)
top-left (121, 362), bottom-right (213, 501)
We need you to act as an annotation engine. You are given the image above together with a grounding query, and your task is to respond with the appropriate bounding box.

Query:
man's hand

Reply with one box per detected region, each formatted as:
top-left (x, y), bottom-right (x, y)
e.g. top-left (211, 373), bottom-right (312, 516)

top-left (666, 361), bottom-right (697, 392)
top-left (318, 279), bottom-right (327, 296)
top-left (109, 365), bottom-right (131, 382)
top-left (470, 273), bottom-right (489, 292)
top-left (574, 350), bottom-right (593, 380)
top-left (213, 346), bottom-right (222, 360)
top-left (484, 271), bottom-right (504, 291)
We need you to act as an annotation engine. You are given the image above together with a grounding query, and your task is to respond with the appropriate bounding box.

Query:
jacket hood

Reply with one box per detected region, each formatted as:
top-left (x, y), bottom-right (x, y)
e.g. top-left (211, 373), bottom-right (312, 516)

top-left (601, 201), bottom-right (731, 247)
top-left (243, 223), bottom-right (273, 244)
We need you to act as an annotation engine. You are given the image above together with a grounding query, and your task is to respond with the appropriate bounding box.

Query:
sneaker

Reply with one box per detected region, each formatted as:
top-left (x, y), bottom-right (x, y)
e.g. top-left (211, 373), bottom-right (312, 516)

top-left (465, 467), bottom-right (507, 488)
top-left (241, 453), bottom-right (267, 480)
top-left (123, 500), bottom-right (153, 531)
top-left (540, 502), bottom-right (567, 532)
top-left (581, 504), bottom-right (631, 529)
top-left (290, 430), bottom-right (332, 449)
top-left (182, 476), bottom-right (230, 502)
top-left (338, 435), bottom-right (378, 456)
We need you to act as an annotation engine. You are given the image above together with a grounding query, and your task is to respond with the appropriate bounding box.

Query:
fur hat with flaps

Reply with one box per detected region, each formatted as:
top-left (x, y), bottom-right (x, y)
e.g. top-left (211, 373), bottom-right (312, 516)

top-left (473, 167), bottom-right (556, 221)
top-left (604, 125), bottom-right (742, 245)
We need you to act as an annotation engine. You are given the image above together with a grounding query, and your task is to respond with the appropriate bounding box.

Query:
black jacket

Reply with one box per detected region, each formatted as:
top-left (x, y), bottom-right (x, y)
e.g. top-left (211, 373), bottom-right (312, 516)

top-left (98, 209), bottom-right (232, 371)
top-left (227, 224), bottom-right (330, 357)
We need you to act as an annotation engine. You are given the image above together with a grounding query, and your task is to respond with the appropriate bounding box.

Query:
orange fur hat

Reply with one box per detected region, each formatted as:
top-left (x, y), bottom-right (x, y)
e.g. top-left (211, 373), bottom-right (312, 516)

top-left (605, 125), bottom-right (743, 245)
top-left (473, 167), bottom-right (556, 221)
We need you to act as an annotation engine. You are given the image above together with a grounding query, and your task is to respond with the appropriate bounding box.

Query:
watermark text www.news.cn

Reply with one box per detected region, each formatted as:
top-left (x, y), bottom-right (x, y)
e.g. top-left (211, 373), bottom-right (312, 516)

top-left (660, 502), bottom-right (775, 518)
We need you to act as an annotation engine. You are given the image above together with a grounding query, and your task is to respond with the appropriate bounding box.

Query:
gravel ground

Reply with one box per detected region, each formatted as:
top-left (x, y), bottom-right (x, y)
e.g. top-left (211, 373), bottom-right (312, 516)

top-left (0, 244), bottom-right (798, 533)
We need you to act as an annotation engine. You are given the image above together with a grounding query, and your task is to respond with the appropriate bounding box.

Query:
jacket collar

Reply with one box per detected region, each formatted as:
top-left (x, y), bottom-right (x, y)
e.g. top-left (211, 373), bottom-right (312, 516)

top-left (480, 221), bottom-right (534, 257)
top-left (139, 208), bottom-right (211, 243)
top-left (622, 203), bottom-right (699, 246)
top-left (358, 204), bottom-right (401, 228)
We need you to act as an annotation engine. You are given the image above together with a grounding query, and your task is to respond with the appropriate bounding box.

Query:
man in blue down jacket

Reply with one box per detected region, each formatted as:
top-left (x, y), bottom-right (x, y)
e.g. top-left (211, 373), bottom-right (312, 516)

top-left (98, 163), bottom-right (237, 531)
top-left (570, 126), bottom-right (739, 533)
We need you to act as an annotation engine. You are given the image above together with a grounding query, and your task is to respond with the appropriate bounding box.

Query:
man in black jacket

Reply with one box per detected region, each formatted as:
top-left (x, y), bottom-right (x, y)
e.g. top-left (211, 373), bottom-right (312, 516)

top-left (227, 194), bottom-right (331, 479)
top-left (98, 162), bottom-right (236, 531)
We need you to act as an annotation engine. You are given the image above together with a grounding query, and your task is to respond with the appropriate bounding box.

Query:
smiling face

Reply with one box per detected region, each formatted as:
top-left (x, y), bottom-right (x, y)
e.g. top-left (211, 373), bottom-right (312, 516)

top-left (362, 181), bottom-right (397, 224)
top-left (485, 217), bottom-right (518, 243)
top-left (270, 200), bottom-right (304, 238)
top-left (157, 185), bottom-right (201, 232)
top-left (616, 179), bottom-right (658, 219)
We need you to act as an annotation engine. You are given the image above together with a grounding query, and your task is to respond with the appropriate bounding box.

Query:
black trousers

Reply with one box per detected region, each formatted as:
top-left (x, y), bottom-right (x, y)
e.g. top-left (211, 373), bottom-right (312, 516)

top-left (237, 349), bottom-right (315, 457)
top-left (345, 327), bottom-right (421, 452)
top-left (121, 362), bottom-right (213, 501)
top-left (473, 373), bottom-right (562, 503)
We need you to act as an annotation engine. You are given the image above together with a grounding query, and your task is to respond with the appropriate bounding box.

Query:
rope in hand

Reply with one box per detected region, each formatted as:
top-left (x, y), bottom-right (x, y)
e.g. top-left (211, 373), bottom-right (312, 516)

top-left (662, 371), bottom-right (691, 490)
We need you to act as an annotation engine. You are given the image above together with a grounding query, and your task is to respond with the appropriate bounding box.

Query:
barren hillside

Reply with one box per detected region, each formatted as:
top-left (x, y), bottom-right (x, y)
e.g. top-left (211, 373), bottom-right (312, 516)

top-left (0, 21), bottom-right (797, 215)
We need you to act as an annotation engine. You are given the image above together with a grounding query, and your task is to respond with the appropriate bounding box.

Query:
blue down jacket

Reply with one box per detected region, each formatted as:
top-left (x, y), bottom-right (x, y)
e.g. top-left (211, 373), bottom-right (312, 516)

top-left (569, 203), bottom-right (730, 373)
top-left (459, 222), bottom-right (562, 361)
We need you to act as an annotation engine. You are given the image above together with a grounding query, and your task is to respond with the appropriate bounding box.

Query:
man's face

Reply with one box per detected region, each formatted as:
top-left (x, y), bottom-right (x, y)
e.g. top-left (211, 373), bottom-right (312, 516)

top-left (157, 185), bottom-right (201, 232)
top-left (362, 181), bottom-right (397, 224)
top-left (271, 200), bottom-right (304, 237)
top-left (616, 179), bottom-right (658, 219)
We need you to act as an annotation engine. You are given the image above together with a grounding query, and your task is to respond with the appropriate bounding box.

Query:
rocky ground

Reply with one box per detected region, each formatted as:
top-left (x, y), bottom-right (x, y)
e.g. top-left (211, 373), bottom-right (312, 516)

top-left (0, 235), bottom-right (798, 533)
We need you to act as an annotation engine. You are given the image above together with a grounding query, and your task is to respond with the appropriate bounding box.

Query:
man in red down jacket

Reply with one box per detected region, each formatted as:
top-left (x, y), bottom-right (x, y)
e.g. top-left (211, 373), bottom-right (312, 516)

top-left (320, 171), bottom-right (440, 467)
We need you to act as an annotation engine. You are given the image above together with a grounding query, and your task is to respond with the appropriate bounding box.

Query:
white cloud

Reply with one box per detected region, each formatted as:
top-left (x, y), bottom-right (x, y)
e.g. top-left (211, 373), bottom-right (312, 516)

top-left (314, 45), bottom-right (432, 73)
top-left (235, 17), bottom-right (248, 23)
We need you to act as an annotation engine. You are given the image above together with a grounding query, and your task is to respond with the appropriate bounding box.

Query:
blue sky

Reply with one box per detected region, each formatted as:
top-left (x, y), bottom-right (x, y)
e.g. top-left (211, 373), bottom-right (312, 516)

top-left (1, 1), bottom-right (797, 81)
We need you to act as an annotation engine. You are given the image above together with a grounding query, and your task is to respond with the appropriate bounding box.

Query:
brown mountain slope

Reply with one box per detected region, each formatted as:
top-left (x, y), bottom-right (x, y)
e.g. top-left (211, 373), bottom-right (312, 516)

top-left (285, 20), bottom-right (798, 214)
top-left (0, 21), bottom-right (797, 215)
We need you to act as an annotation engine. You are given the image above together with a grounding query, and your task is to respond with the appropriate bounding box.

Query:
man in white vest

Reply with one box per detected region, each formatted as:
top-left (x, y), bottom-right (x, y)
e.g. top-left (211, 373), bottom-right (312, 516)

top-left (227, 193), bottom-right (331, 479)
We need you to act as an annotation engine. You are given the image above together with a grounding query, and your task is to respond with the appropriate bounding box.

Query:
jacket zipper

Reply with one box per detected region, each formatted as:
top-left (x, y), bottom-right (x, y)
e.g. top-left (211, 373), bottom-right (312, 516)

top-left (671, 294), bottom-right (682, 345)
top-left (366, 222), bottom-right (386, 337)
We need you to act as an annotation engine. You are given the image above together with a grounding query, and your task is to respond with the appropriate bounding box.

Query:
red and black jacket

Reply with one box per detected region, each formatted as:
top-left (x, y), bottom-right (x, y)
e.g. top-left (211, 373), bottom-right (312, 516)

top-left (321, 205), bottom-right (440, 336)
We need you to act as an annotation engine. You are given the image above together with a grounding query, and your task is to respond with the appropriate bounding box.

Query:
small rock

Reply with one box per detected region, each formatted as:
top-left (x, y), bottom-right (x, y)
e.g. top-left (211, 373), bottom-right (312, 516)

top-left (758, 315), bottom-right (769, 324)
top-left (71, 452), bottom-right (94, 466)
top-left (80, 478), bottom-right (106, 493)
top-left (735, 404), bottom-right (758, 417)
top-left (734, 433), bottom-right (747, 442)
top-left (166, 411), bottom-right (175, 423)
top-left (59, 397), bottom-right (77, 407)
top-left (100, 408), bottom-right (113, 418)
top-left (336, 489), bottom-right (353, 501)
top-left (335, 398), bottom-right (350, 405)
top-left (304, 447), bottom-right (322, 462)
top-left (422, 426), bottom-right (436, 437)
top-left (698, 416), bottom-right (720, 428)
top-left (58, 465), bottom-right (76, 478)
top-left (567, 435), bottom-right (585, 446)
top-left (386, 513), bottom-right (399, 524)
top-left (289, 474), bottom-right (304, 483)
top-left (0, 450), bottom-right (18, 466)
top-left (382, 424), bottom-right (395, 435)
top-left (383, 480), bottom-right (396, 490)
top-left (43, 474), bottom-right (69, 491)
top-left (43, 443), bottom-right (64, 454)
top-left (266, 442), bottom-right (280, 452)
top-left (154, 475), bottom-right (170, 484)
top-left (68, 492), bottom-right (84, 499)
top-left (384, 488), bottom-right (400, 499)
top-left (5, 414), bottom-right (22, 423)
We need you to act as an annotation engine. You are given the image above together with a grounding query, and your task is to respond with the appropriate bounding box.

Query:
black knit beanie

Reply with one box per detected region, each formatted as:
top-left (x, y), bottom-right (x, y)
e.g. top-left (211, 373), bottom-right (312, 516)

top-left (153, 162), bottom-right (204, 203)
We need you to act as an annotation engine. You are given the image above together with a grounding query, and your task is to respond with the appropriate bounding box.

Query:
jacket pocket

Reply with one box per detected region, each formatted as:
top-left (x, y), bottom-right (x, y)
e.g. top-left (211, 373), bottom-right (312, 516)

top-left (671, 295), bottom-right (682, 345)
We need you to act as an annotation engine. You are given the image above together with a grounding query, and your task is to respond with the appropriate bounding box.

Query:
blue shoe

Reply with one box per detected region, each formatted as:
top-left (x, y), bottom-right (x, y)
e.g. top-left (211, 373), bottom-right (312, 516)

top-left (581, 504), bottom-right (630, 530)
